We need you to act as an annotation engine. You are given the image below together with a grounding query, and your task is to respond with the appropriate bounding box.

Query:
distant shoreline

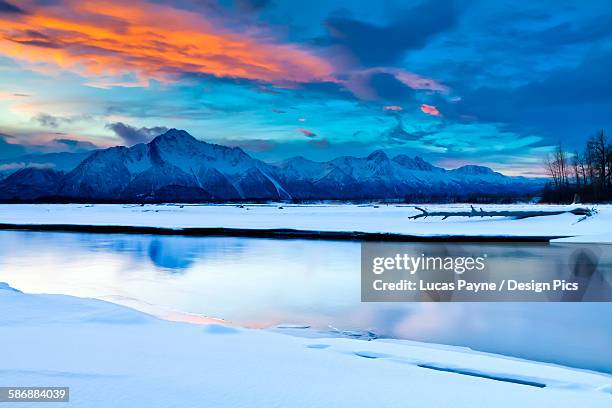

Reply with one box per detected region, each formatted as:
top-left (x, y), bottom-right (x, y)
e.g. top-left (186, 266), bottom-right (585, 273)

top-left (0, 223), bottom-right (563, 242)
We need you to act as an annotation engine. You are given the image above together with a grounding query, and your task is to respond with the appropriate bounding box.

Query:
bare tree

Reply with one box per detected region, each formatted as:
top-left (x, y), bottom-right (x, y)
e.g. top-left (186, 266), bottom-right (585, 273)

top-left (578, 151), bottom-right (588, 186)
top-left (585, 137), bottom-right (596, 186)
top-left (544, 130), bottom-right (610, 202)
top-left (556, 143), bottom-right (569, 186)
top-left (545, 143), bottom-right (569, 187)
top-left (606, 138), bottom-right (612, 190)
top-left (571, 151), bottom-right (581, 189)
top-left (593, 130), bottom-right (608, 191)
top-left (545, 153), bottom-right (558, 187)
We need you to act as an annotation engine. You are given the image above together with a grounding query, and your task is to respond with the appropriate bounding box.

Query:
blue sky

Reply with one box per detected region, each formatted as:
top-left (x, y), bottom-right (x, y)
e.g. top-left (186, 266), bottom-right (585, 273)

top-left (0, 0), bottom-right (611, 175)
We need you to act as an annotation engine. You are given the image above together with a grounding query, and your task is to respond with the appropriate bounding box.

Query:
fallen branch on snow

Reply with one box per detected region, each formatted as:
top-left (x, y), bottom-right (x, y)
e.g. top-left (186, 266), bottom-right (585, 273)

top-left (408, 206), bottom-right (595, 220)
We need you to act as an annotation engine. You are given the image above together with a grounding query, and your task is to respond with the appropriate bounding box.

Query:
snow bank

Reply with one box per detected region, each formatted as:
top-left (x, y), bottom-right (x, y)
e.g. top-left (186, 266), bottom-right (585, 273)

top-left (1, 283), bottom-right (611, 407)
top-left (552, 233), bottom-right (612, 243)
top-left (0, 203), bottom-right (611, 240)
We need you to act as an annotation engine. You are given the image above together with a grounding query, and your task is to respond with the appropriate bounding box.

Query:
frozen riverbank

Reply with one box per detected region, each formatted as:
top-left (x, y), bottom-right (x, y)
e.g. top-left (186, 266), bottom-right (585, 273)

top-left (1, 283), bottom-right (611, 407)
top-left (0, 203), bottom-right (610, 241)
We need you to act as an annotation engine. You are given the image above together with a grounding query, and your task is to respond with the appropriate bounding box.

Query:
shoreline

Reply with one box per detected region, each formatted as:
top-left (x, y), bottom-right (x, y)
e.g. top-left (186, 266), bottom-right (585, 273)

top-left (0, 223), bottom-right (565, 242)
top-left (2, 203), bottom-right (605, 242)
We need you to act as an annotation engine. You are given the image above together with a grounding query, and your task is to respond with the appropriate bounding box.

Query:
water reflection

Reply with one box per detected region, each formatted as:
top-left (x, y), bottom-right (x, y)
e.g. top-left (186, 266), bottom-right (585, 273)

top-left (0, 230), bottom-right (611, 373)
top-left (146, 237), bottom-right (250, 271)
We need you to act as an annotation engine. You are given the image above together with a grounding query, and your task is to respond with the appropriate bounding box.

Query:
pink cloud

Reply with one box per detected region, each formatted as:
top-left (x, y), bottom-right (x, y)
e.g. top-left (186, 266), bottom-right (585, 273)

top-left (298, 128), bottom-right (316, 137)
top-left (420, 104), bottom-right (441, 116)
top-left (394, 70), bottom-right (449, 93)
top-left (343, 68), bottom-right (449, 101)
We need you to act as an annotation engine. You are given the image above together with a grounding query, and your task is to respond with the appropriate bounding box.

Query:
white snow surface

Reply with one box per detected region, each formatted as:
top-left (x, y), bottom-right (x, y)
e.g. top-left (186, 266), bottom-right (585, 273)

top-left (1, 284), bottom-right (611, 407)
top-left (0, 203), bottom-right (611, 240)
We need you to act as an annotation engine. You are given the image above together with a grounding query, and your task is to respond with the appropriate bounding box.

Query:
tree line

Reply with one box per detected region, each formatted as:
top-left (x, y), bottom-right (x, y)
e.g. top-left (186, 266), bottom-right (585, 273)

top-left (544, 130), bottom-right (612, 203)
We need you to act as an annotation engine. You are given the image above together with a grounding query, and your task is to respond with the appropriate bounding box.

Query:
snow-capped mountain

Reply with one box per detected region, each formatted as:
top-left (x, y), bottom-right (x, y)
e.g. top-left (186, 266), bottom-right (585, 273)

top-left (275, 150), bottom-right (539, 200)
top-left (57, 129), bottom-right (290, 201)
top-left (0, 168), bottom-right (65, 201)
top-left (0, 129), bottom-right (542, 202)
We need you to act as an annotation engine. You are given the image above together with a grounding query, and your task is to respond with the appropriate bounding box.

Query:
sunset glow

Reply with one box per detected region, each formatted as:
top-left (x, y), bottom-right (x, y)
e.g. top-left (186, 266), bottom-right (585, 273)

top-left (0, 0), bottom-right (334, 84)
top-left (1, 0), bottom-right (609, 176)
top-left (420, 104), bottom-right (441, 116)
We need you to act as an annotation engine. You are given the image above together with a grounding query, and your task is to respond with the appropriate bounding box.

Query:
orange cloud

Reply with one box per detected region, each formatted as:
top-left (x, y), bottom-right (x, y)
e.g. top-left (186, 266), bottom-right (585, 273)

top-left (420, 104), bottom-right (441, 116)
top-left (0, 0), bottom-right (334, 85)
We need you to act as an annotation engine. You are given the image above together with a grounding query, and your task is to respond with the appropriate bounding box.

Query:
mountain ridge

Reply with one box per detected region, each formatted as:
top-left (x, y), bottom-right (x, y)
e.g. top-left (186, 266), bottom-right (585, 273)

top-left (0, 129), bottom-right (543, 202)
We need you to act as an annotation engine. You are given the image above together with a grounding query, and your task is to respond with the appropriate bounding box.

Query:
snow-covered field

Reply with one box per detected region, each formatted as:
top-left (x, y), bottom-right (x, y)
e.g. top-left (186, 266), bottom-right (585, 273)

top-left (0, 203), bottom-right (611, 241)
top-left (1, 283), bottom-right (611, 407)
top-left (2, 204), bottom-right (611, 406)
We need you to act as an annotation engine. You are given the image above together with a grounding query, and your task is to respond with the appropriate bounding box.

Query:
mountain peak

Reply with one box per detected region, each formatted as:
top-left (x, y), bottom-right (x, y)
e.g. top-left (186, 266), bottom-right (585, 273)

top-left (151, 129), bottom-right (197, 144)
top-left (392, 154), bottom-right (436, 171)
top-left (366, 150), bottom-right (389, 162)
top-left (453, 165), bottom-right (496, 175)
top-left (392, 154), bottom-right (415, 166)
top-left (277, 156), bottom-right (314, 167)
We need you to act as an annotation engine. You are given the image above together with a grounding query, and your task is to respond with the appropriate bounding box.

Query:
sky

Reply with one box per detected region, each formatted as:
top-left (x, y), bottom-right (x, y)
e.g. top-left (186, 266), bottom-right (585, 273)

top-left (0, 0), bottom-right (611, 176)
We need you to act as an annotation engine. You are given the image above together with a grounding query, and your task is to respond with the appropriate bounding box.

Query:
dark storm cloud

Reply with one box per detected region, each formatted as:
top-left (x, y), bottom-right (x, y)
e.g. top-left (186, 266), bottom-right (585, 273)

top-left (106, 122), bottom-right (168, 146)
top-left (321, 0), bottom-right (459, 66)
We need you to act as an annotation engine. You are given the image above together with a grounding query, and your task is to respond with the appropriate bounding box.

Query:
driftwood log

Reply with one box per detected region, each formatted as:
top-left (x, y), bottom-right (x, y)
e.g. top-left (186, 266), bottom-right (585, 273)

top-left (408, 205), bottom-right (594, 220)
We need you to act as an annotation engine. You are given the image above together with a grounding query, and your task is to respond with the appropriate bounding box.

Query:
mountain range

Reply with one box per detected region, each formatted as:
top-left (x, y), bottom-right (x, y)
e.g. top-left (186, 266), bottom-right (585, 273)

top-left (0, 129), bottom-right (542, 202)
